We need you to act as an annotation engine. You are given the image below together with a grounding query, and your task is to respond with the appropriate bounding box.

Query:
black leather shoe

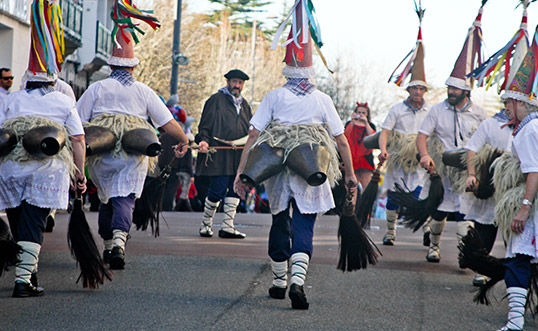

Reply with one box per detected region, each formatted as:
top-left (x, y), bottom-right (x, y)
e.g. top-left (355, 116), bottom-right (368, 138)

top-left (103, 250), bottom-right (112, 265)
top-left (44, 215), bottom-right (55, 233)
top-left (289, 283), bottom-right (309, 310)
top-left (268, 286), bottom-right (286, 299)
top-left (110, 247), bottom-right (125, 270)
top-left (12, 282), bottom-right (44, 297)
top-left (30, 273), bottom-right (39, 288)
top-left (382, 237), bottom-right (394, 246)
top-left (218, 229), bottom-right (246, 239)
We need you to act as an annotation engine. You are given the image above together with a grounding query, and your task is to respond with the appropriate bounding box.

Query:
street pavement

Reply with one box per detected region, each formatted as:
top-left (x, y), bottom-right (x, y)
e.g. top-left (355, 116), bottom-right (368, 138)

top-left (0, 210), bottom-right (535, 331)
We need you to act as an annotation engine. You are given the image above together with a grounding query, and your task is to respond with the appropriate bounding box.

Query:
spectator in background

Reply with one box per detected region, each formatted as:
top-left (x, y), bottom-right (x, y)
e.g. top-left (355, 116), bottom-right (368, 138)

top-left (0, 68), bottom-right (14, 103)
top-left (344, 102), bottom-right (376, 191)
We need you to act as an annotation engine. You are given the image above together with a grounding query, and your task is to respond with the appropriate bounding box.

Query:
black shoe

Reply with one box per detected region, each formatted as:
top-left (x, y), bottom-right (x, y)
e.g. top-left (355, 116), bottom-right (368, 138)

top-left (103, 250), bottom-right (112, 264)
top-left (44, 215), bottom-right (55, 233)
top-left (110, 247), bottom-right (125, 270)
top-left (289, 283), bottom-right (309, 310)
top-left (12, 282), bottom-right (44, 297)
top-left (269, 286), bottom-right (286, 299)
top-left (30, 273), bottom-right (38, 288)
top-left (218, 229), bottom-right (246, 239)
top-left (382, 237), bottom-right (394, 246)
top-left (423, 231), bottom-right (431, 247)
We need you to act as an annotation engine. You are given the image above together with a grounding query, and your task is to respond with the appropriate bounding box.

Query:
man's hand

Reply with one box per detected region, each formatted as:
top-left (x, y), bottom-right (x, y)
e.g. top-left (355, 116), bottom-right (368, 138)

top-left (198, 141), bottom-right (209, 153)
top-left (75, 175), bottom-right (87, 194)
top-left (465, 175), bottom-right (477, 191)
top-left (512, 205), bottom-right (530, 234)
top-left (345, 172), bottom-right (359, 193)
top-left (233, 174), bottom-right (248, 200)
top-left (420, 154), bottom-right (435, 171)
top-left (174, 143), bottom-right (189, 158)
top-left (379, 151), bottom-right (389, 163)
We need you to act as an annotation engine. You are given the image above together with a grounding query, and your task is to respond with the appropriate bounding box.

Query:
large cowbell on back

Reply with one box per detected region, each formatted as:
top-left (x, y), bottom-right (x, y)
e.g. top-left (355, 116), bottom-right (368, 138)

top-left (84, 126), bottom-right (117, 156)
top-left (240, 143), bottom-right (285, 187)
top-left (121, 128), bottom-right (162, 157)
top-left (0, 128), bottom-right (17, 156)
top-left (286, 144), bottom-right (330, 186)
top-left (22, 126), bottom-right (66, 157)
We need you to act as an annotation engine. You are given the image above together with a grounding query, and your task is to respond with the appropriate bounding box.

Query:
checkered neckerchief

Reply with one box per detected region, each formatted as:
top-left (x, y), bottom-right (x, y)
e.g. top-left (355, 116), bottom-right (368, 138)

top-left (513, 111), bottom-right (538, 136)
top-left (284, 78), bottom-right (315, 97)
top-left (110, 69), bottom-right (135, 87)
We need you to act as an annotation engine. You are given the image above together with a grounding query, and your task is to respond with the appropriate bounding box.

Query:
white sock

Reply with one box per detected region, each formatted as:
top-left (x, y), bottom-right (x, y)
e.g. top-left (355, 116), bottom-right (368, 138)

top-left (222, 197), bottom-right (240, 232)
top-left (290, 253), bottom-right (309, 286)
top-left (15, 241), bottom-right (41, 284)
top-left (456, 221), bottom-right (473, 245)
top-left (271, 260), bottom-right (288, 288)
top-left (112, 229), bottom-right (128, 250)
top-left (506, 287), bottom-right (527, 330)
top-left (201, 198), bottom-right (220, 228)
top-left (104, 239), bottom-right (113, 251)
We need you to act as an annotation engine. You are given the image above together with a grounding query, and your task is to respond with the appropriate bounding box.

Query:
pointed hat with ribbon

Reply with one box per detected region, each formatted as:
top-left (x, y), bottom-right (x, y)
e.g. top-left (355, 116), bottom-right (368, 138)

top-left (445, 0), bottom-right (488, 91)
top-left (108, 0), bottom-right (160, 67)
top-left (468, 0), bottom-right (531, 93)
top-left (24, 0), bottom-right (65, 83)
top-left (271, 0), bottom-right (330, 78)
top-left (501, 23), bottom-right (538, 107)
top-left (388, 1), bottom-right (427, 88)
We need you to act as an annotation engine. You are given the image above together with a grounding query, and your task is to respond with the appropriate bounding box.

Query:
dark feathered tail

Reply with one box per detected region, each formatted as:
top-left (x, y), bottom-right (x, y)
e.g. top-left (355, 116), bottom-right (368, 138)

top-left (0, 217), bottom-right (21, 277)
top-left (68, 198), bottom-right (112, 288)
top-left (356, 167), bottom-right (382, 229)
top-left (389, 173), bottom-right (444, 232)
top-left (458, 227), bottom-right (505, 305)
top-left (338, 191), bottom-right (381, 271)
top-left (473, 149), bottom-right (503, 200)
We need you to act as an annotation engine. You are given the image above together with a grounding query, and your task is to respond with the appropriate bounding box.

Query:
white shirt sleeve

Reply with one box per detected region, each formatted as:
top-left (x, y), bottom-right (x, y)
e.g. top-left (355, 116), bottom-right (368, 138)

top-left (464, 119), bottom-right (488, 152)
top-left (143, 86), bottom-right (174, 128)
top-left (65, 104), bottom-right (85, 136)
top-left (250, 93), bottom-right (273, 131)
top-left (418, 106), bottom-right (438, 136)
top-left (514, 121), bottom-right (538, 173)
top-left (381, 105), bottom-right (398, 131)
top-left (322, 94), bottom-right (344, 136)
top-left (76, 85), bottom-right (95, 123)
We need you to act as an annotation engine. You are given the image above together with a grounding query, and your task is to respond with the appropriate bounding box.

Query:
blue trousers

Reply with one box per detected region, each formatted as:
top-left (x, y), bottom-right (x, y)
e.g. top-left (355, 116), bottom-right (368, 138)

top-left (386, 186), bottom-right (422, 211)
top-left (6, 200), bottom-right (49, 244)
top-left (207, 175), bottom-right (239, 203)
top-left (504, 254), bottom-right (533, 289)
top-left (268, 199), bottom-right (316, 262)
top-left (98, 194), bottom-right (136, 240)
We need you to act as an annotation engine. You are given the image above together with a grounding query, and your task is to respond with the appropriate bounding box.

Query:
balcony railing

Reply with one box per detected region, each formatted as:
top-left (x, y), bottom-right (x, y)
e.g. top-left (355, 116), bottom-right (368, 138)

top-left (96, 21), bottom-right (112, 59)
top-left (0, 0), bottom-right (29, 23)
top-left (59, 0), bottom-right (83, 43)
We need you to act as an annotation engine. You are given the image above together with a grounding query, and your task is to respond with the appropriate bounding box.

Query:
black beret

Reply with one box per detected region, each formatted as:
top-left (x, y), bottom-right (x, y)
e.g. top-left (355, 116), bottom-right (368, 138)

top-left (224, 69), bottom-right (249, 81)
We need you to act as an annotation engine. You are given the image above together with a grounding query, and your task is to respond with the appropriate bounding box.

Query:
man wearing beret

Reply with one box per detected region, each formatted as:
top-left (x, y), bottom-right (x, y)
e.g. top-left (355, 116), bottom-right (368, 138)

top-left (196, 69), bottom-right (252, 238)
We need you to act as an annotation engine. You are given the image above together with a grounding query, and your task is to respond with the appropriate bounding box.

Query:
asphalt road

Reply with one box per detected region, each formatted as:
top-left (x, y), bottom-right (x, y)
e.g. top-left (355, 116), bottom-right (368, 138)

top-left (0, 210), bottom-right (535, 331)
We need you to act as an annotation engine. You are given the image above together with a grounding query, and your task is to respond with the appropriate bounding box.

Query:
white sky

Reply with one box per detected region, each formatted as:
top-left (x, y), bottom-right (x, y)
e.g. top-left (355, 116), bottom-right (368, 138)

top-left (186, 0), bottom-right (537, 88)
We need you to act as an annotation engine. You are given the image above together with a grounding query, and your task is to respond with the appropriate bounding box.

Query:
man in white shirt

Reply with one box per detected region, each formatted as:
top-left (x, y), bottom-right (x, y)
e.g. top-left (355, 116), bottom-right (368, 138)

top-left (77, 33), bottom-right (188, 270)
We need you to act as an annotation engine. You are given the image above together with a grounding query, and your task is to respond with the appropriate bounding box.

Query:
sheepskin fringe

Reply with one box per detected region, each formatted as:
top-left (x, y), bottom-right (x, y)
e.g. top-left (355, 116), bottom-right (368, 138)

top-left (386, 132), bottom-right (420, 175)
top-left (492, 153), bottom-right (525, 203)
top-left (426, 135), bottom-right (467, 193)
top-left (87, 114), bottom-right (158, 171)
top-left (254, 122), bottom-right (341, 186)
top-left (0, 116), bottom-right (76, 179)
top-left (494, 185), bottom-right (537, 241)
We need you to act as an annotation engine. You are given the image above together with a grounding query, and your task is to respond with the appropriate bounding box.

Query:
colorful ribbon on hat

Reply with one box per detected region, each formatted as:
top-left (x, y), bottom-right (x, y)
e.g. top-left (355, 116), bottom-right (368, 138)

top-left (388, 0), bottom-right (425, 86)
top-left (30, 0), bottom-right (65, 76)
top-left (111, 0), bottom-right (160, 47)
top-left (468, 1), bottom-right (530, 93)
top-left (270, 0), bottom-right (331, 72)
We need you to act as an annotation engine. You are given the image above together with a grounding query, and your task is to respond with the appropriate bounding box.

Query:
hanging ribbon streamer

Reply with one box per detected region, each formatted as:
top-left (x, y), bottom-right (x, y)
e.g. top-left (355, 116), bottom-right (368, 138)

top-left (468, 3), bottom-right (530, 93)
top-left (111, 0), bottom-right (160, 46)
top-left (30, 0), bottom-right (65, 76)
top-left (387, 0), bottom-right (424, 86)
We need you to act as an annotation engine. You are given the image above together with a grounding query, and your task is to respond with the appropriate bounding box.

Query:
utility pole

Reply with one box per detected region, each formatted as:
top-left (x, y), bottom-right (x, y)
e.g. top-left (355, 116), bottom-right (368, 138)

top-left (250, 19), bottom-right (256, 104)
top-left (170, 0), bottom-right (189, 101)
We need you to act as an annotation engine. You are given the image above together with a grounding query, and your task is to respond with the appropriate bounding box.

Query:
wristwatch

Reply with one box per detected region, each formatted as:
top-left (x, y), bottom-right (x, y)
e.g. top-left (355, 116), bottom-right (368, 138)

top-left (522, 199), bottom-right (533, 207)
